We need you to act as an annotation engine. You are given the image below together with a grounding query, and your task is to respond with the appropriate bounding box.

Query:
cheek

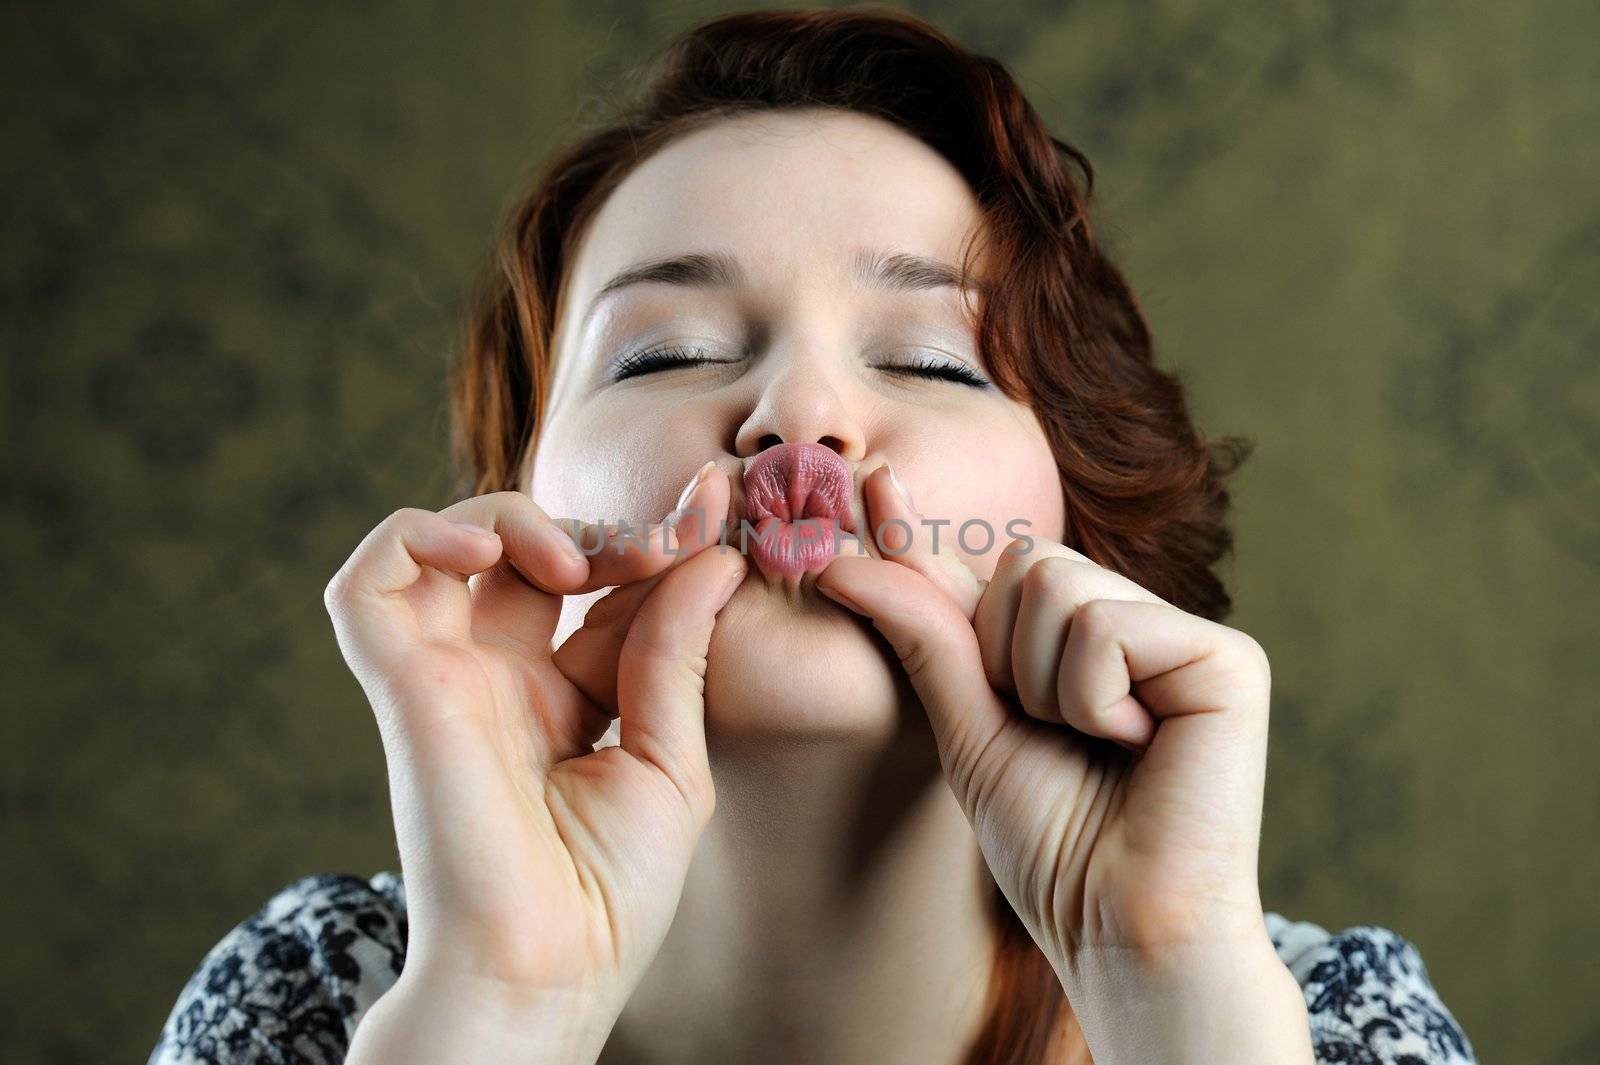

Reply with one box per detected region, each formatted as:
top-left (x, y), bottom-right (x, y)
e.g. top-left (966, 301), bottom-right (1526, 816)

top-left (911, 425), bottom-right (1063, 582)
top-left (530, 409), bottom-right (682, 523)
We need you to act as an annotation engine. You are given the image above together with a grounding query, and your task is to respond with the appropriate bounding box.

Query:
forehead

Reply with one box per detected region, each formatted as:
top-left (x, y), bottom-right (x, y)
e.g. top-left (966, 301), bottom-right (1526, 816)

top-left (555, 109), bottom-right (985, 330)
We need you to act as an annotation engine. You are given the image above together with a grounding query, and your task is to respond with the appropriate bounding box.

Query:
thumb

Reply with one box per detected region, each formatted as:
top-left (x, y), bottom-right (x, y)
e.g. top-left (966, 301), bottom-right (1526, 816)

top-left (815, 554), bottom-right (1013, 792)
top-left (615, 543), bottom-right (747, 825)
top-left (862, 462), bottom-right (985, 619)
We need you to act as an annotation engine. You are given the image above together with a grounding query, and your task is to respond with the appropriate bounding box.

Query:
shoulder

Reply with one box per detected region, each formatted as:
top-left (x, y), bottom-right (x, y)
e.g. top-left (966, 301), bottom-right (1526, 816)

top-left (1265, 911), bottom-right (1478, 1065)
top-left (149, 871), bottom-right (408, 1065)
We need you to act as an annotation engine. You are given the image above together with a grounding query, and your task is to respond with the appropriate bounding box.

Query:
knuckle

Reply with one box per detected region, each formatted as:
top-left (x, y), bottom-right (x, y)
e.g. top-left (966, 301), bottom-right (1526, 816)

top-left (1234, 630), bottom-right (1271, 677)
top-left (480, 490), bottom-right (539, 521)
top-left (322, 571), bottom-right (347, 611)
top-left (893, 630), bottom-right (940, 685)
top-left (386, 505), bottom-right (430, 529)
top-left (322, 563), bottom-right (360, 612)
top-left (1220, 627), bottom-right (1273, 701)
top-left (1024, 554), bottom-right (1087, 606)
top-left (649, 754), bottom-right (715, 829)
top-left (373, 506), bottom-right (429, 548)
top-left (1072, 596), bottom-right (1120, 639)
top-left (480, 492), bottom-right (519, 521)
top-left (622, 613), bottom-right (690, 667)
top-left (325, 503), bottom-right (440, 614)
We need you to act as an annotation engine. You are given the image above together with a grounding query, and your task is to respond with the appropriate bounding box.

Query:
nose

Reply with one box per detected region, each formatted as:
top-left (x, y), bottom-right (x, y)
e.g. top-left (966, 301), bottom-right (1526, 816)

top-left (732, 354), bottom-right (866, 462)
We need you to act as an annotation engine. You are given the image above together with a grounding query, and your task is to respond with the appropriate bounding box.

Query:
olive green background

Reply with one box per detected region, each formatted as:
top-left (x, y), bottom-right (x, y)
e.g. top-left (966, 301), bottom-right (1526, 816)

top-left (3, 1), bottom-right (1595, 1061)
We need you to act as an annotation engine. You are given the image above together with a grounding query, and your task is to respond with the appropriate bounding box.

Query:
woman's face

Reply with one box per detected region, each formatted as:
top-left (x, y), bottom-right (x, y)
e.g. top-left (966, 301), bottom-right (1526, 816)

top-left (527, 107), bottom-right (1065, 745)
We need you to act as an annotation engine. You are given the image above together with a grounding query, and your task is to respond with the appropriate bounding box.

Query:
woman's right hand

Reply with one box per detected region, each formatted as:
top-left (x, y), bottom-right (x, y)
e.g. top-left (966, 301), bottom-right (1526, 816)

top-left (322, 463), bottom-right (742, 1061)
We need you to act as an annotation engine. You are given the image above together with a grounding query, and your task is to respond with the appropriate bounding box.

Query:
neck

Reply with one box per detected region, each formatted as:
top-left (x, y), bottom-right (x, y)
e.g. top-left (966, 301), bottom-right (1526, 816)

top-left (603, 711), bottom-right (998, 1065)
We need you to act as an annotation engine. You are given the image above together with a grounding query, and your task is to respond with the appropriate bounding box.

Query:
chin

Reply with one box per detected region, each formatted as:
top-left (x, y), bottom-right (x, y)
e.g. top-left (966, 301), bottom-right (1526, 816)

top-left (701, 577), bottom-right (913, 749)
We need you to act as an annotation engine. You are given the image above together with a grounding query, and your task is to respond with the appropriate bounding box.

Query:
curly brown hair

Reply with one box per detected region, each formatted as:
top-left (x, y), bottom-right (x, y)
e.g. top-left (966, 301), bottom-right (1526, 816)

top-left (447, 7), bottom-right (1252, 1061)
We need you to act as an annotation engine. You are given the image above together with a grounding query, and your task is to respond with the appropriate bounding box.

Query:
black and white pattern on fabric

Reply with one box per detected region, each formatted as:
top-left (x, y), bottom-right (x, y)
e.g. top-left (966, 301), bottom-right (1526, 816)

top-left (149, 873), bottom-right (1477, 1064)
top-left (149, 873), bottom-right (407, 1065)
top-left (1266, 912), bottom-right (1478, 1064)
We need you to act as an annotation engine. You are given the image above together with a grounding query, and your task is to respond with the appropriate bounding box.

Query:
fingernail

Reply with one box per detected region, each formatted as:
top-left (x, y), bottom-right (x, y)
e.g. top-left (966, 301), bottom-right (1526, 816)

top-left (675, 460), bottom-right (716, 513)
top-left (567, 521), bottom-right (607, 557)
top-left (453, 521), bottom-right (498, 539)
top-left (817, 581), bottom-right (866, 615)
top-left (885, 462), bottom-right (916, 512)
top-left (719, 558), bottom-right (748, 599)
top-left (541, 521), bottom-right (585, 563)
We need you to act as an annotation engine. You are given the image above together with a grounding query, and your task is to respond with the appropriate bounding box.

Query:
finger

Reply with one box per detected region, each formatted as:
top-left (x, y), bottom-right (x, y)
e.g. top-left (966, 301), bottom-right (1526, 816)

top-left (1056, 598), bottom-right (1267, 753)
top-left (552, 580), bottom-right (660, 715)
top-left (438, 490), bottom-right (591, 595)
top-left (324, 508), bottom-right (506, 674)
top-left (861, 462), bottom-right (985, 619)
top-left (614, 545), bottom-right (748, 826)
top-left (552, 463), bottom-right (725, 592)
top-left (467, 490), bottom-right (725, 762)
top-left (434, 491), bottom-right (595, 656)
top-left (663, 461), bottom-right (729, 555)
top-left (814, 554), bottom-right (1013, 799)
top-left (554, 518), bottom-right (687, 591)
top-left (553, 464), bottom-right (733, 714)
top-left (533, 667), bottom-right (617, 766)
top-left (973, 535), bottom-right (1034, 694)
top-left (1011, 556), bottom-right (1093, 724)
top-left (989, 549), bottom-right (1170, 720)
top-left (463, 558), bottom-right (561, 656)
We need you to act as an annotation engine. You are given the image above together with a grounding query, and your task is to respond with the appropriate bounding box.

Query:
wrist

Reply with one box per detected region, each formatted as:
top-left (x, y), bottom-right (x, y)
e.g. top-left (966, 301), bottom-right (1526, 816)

top-left (347, 968), bottom-right (620, 1065)
top-left (1056, 931), bottom-right (1314, 1065)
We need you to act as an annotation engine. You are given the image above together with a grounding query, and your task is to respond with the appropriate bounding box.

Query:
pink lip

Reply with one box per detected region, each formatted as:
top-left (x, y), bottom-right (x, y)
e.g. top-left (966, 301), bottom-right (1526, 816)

top-left (740, 443), bottom-right (857, 579)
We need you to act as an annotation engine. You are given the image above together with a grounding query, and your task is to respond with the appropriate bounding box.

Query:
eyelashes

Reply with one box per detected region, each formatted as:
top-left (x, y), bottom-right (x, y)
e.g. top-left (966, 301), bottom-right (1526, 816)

top-left (608, 343), bottom-right (726, 382)
top-left (607, 344), bottom-right (992, 389)
top-left (891, 352), bottom-right (991, 389)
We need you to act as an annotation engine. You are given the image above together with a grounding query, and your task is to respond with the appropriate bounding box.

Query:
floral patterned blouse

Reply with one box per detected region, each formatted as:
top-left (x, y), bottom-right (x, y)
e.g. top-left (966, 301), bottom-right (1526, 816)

top-left (148, 871), bottom-right (1478, 1063)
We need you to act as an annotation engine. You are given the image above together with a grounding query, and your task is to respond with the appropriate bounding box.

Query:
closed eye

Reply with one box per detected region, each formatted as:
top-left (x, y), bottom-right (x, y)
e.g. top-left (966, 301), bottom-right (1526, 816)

top-left (607, 343), bottom-right (722, 382)
top-left (607, 344), bottom-right (992, 389)
top-left (876, 353), bottom-right (991, 389)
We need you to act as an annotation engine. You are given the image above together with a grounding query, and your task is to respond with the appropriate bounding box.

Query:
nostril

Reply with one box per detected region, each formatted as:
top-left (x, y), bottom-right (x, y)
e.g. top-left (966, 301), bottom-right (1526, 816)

top-left (756, 433), bottom-right (784, 451)
top-left (818, 435), bottom-right (846, 455)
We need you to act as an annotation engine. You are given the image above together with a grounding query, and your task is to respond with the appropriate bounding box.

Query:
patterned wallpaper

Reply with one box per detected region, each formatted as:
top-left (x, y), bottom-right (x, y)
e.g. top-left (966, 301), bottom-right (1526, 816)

top-left (3, 2), bottom-right (1595, 1061)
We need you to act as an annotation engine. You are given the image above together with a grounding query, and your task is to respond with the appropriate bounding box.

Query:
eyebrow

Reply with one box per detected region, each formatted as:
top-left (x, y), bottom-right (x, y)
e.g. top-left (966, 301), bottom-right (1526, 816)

top-left (580, 247), bottom-right (984, 331)
top-left (852, 248), bottom-right (985, 297)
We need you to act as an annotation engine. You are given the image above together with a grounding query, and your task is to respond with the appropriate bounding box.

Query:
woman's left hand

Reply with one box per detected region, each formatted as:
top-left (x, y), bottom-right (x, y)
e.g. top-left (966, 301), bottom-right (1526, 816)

top-left (816, 464), bottom-right (1312, 1062)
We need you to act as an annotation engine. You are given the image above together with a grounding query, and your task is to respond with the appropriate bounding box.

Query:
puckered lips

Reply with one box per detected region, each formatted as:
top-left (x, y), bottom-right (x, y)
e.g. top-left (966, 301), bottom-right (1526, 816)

top-left (739, 442), bottom-right (858, 580)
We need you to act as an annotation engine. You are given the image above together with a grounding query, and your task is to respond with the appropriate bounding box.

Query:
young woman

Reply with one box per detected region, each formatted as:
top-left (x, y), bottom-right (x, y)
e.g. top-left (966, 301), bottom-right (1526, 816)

top-left (150, 9), bottom-right (1477, 1064)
